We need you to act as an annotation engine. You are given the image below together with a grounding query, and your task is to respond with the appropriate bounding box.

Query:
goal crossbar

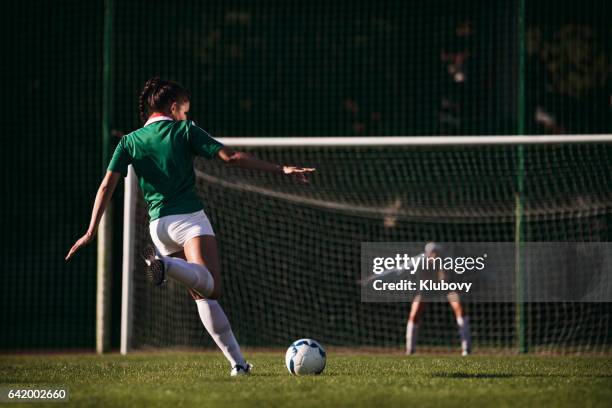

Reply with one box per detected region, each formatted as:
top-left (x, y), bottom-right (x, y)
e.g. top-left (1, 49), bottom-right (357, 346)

top-left (217, 135), bottom-right (612, 147)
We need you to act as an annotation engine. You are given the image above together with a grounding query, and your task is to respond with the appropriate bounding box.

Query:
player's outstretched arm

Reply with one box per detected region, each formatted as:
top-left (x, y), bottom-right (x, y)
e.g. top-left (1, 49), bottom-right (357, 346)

top-left (65, 171), bottom-right (121, 261)
top-left (217, 147), bottom-right (315, 184)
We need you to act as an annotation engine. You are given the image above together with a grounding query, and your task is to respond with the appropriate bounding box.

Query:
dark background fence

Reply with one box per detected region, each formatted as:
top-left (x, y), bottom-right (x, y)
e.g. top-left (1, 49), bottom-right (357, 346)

top-left (3, 0), bottom-right (611, 350)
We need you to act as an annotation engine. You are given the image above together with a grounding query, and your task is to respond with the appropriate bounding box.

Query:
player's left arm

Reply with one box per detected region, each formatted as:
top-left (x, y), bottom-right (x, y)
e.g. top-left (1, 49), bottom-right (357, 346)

top-left (217, 146), bottom-right (315, 184)
top-left (65, 171), bottom-right (121, 260)
top-left (188, 123), bottom-right (315, 184)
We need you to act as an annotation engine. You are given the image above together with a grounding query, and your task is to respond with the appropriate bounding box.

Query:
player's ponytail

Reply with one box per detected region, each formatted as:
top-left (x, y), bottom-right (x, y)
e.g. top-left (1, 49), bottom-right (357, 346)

top-left (138, 77), bottom-right (190, 124)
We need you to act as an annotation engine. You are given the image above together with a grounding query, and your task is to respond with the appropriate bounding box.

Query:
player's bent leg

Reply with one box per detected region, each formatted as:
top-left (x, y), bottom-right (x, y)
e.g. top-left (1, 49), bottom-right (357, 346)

top-left (145, 241), bottom-right (215, 297)
top-left (189, 288), bottom-right (204, 300)
top-left (166, 251), bottom-right (203, 301)
top-left (184, 235), bottom-right (249, 375)
top-left (406, 296), bottom-right (424, 355)
top-left (448, 294), bottom-right (471, 355)
top-left (142, 245), bottom-right (166, 286)
top-left (183, 235), bottom-right (222, 299)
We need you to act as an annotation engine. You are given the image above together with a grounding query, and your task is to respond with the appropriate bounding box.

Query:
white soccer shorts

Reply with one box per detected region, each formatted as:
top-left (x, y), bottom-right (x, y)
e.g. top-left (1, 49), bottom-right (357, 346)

top-left (149, 210), bottom-right (215, 255)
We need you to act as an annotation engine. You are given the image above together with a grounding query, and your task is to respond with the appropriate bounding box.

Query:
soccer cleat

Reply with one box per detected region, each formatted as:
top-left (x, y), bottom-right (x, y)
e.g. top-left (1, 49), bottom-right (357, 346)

top-left (142, 245), bottom-right (166, 286)
top-left (461, 349), bottom-right (471, 356)
top-left (230, 362), bottom-right (253, 377)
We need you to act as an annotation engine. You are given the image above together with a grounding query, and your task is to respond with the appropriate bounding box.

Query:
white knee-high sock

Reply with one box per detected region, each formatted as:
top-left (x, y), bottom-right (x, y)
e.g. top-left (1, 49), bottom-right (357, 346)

top-left (406, 321), bottom-right (418, 354)
top-left (161, 256), bottom-right (214, 298)
top-left (195, 299), bottom-right (246, 368)
top-left (457, 316), bottom-right (471, 352)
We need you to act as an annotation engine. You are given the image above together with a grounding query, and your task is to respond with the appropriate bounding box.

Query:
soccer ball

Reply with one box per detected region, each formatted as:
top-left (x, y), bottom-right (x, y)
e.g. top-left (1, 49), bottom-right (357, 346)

top-left (285, 338), bottom-right (326, 375)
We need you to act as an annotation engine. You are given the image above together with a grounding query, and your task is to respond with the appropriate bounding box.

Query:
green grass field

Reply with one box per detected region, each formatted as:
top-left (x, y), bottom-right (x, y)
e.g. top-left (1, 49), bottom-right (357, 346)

top-left (1, 351), bottom-right (611, 407)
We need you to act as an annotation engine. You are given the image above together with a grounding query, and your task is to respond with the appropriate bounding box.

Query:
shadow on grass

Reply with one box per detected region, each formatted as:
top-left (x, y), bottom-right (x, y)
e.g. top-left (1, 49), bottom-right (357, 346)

top-left (432, 373), bottom-right (514, 379)
top-left (432, 372), bottom-right (612, 379)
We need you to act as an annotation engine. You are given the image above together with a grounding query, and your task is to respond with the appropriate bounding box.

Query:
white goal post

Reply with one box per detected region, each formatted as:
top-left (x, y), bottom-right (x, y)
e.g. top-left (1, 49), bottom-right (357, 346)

top-left (120, 165), bottom-right (139, 355)
top-left (119, 134), bottom-right (612, 355)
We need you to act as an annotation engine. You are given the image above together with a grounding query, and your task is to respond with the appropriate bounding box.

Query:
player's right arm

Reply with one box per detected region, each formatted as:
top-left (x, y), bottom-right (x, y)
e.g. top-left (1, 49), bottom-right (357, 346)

top-left (65, 171), bottom-right (121, 260)
top-left (65, 138), bottom-right (129, 261)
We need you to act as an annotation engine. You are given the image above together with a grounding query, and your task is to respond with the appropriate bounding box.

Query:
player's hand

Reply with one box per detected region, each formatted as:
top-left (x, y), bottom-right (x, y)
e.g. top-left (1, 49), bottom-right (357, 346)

top-left (65, 231), bottom-right (96, 261)
top-left (282, 166), bottom-right (316, 184)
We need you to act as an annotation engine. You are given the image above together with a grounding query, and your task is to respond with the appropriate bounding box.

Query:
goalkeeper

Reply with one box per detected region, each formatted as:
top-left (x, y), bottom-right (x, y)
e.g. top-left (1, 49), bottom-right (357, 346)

top-left (66, 77), bottom-right (315, 376)
top-left (405, 242), bottom-right (472, 356)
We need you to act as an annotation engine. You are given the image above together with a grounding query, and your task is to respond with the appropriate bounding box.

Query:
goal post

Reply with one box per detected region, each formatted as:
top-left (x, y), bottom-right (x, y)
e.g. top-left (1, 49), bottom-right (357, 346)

top-left (120, 135), bottom-right (612, 355)
top-left (120, 166), bottom-right (138, 355)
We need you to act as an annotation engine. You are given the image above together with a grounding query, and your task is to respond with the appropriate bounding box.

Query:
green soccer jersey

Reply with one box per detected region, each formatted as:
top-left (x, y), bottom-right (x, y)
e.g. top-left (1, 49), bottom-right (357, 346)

top-left (107, 118), bottom-right (223, 221)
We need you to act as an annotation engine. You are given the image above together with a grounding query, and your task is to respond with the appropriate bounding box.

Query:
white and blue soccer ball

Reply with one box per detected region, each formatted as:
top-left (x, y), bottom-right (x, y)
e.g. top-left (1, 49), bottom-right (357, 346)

top-left (285, 338), bottom-right (326, 375)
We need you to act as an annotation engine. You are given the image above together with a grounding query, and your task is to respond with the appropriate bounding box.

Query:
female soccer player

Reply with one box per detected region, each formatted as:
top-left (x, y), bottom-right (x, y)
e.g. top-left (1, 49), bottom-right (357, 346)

top-left (405, 242), bottom-right (471, 356)
top-left (65, 77), bottom-right (315, 376)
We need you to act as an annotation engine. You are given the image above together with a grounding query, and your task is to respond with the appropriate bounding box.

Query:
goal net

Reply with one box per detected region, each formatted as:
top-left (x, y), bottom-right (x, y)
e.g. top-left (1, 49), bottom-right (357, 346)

top-left (121, 136), bottom-right (612, 354)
